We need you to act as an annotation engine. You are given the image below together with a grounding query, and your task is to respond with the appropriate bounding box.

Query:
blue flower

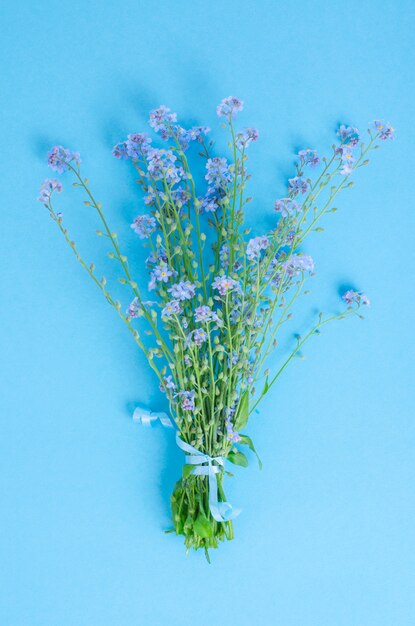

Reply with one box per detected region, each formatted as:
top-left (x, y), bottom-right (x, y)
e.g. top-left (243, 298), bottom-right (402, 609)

top-left (160, 375), bottom-right (176, 393)
top-left (371, 120), bottom-right (395, 141)
top-left (162, 299), bottom-right (181, 316)
top-left (342, 290), bottom-right (370, 306)
top-left (246, 236), bottom-right (269, 261)
top-left (283, 254), bottom-right (314, 276)
top-left (298, 149), bottom-right (320, 167)
top-left (48, 146), bottom-right (80, 174)
top-left (235, 127), bottom-right (259, 150)
top-left (212, 275), bottom-right (239, 296)
top-left (216, 96), bottom-right (244, 118)
top-left (168, 280), bottom-right (196, 301)
top-left (205, 157), bottom-right (232, 188)
top-left (288, 176), bottom-right (309, 196)
top-left (337, 125), bottom-right (360, 147)
top-left (194, 305), bottom-right (218, 323)
top-left (130, 214), bottom-right (156, 239)
top-left (112, 142), bottom-right (129, 159)
top-left (126, 297), bottom-right (141, 319)
top-left (192, 328), bottom-right (208, 346)
top-left (149, 105), bottom-right (177, 134)
top-left (38, 178), bottom-right (62, 204)
top-left (179, 390), bottom-right (196, 412)
top-left (154, 263), bottom-right (173, 283)
top-left (126, 132), bottom-right (152, 159)
top-left (274, 197), bottom-right (302, 218)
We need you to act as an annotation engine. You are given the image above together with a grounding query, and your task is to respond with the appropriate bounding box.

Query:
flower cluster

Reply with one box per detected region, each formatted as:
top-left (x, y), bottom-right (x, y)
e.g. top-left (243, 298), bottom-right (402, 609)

top-left (216, 96), bottom-right (243, 118)
top-left (47, 146), bottom-right (80, 174)
top-left (38, 178), bottom-right (62, 204)
top-left (274, 197), bottom-right (302, 218)
top-left (246, 236), bottom-right (269, 261)
top-left (342, 290), bottom-right (370, 306)
top-left (130, 214), bottom-right (156, 239)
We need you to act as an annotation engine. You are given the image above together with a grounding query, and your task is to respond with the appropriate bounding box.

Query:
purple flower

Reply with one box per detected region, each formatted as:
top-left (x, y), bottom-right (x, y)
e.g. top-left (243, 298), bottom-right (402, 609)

top-left (154, 263), bottom-right (173, 283)
top-left (205, 157), bottom-right (232, 188)
top-left (200, 195), bottom-right (219, 213)
top-left (126, 297), bottom-right (141, 319)
top-left (147, 148), bottom-right (184, 184)
top-left (194, 305), bottom-right (218, 323)
top-left (130, 214), bottom-right (156, 239)
top-left (149, 105), bottom-right (177, 135)
top-left (337, 145), bottom-right (355, 163)
top-left (224, 407), bottom-right (241, 443)
top-left (162, 299), bottom-right (181, 316)
top-left (160, 375), bottom-right (176, 393)
top-left (176, 126), bottom-right (210, 150)
top-left (168, 280), bottom-right (196, 301)
top-left (172, 187), bottom-right (190, 207)
top-left (219, 244), bottom-right (230, 268)
top-left (212, 275), bottom-right (239, 296)
top-left (342, 290), bottom-right (370, 306)
top-left (216, 96), bottom-right (244, 118)
top-left (38, 178), bottom-right (62, 204)
top-left (288, 176), bottom-right (309, 196)
top-left (337, 125), bottom-right (360, 147)
top-left (298, 149), bottom-right (320, 167)
top-left (340, 163), bottom-right (354, 176)
top-left (283, 254), bottom-right (314, 276)
top-left (47, 146), bottom-right (80, 174)
top-left (236, 127), bottom-right (259, 150)
top-left (179, 390), bottom-right (196, 412)
top-left (246, 236), bottom-right (269, 261)
top-left (192, 328), bottom-right (208, 346)
top-left (112, 142), bottom-right (129, 159)
top-left (126, 132), bottom-right (152, 159)
top-left (274, 197), bottom-right (302, 218)
top-left (371, 120), bottom-right (395, 141)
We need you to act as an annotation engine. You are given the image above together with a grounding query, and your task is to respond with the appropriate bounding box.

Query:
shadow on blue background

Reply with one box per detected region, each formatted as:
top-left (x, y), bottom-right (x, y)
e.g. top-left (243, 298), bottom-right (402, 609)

top-left (1, 1), bottom-right (414, 625)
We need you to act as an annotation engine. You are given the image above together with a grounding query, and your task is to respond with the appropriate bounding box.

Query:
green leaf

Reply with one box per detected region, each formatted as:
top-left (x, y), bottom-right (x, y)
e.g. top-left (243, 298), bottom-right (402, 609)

top-left (262, 376), bottom-right (269, 397)
top-left (239, 435), bottom-right (263, 470)
top-left (194, 514), bottom-right (213, 538)
top-left (234, 390), bottom-right (249, 431)
top-left (227, 450), bottom-right (249, 468)
top-left (182, 464), bottom-right (194, 479)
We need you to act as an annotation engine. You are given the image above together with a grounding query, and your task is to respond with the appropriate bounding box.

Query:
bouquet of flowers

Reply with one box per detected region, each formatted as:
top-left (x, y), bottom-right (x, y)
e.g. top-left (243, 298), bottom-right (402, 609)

top-left (38, 97), bottom-right (393, 559)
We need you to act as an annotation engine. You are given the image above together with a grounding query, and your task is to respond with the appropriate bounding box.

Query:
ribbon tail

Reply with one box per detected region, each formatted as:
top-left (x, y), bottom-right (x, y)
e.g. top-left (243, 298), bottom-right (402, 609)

top-left (207, 467), bottom-right (241, 522)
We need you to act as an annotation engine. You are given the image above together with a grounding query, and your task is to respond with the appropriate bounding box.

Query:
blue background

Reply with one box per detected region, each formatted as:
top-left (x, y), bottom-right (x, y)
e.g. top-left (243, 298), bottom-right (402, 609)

top-left (1, 1), bottom-right (414, 624)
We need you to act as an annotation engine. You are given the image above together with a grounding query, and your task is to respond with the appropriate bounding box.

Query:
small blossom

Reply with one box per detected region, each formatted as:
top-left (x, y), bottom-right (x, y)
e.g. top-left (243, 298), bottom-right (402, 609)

top-left (216, 96), bottom-right (244, 118)
top-left (212, 275), bottom-right (239, 296)
top-left (154, 263), bottom-right (173, 283)
top-left (126, 297), bottom-right (141, 319)
top-left (337, 145), bottom-right (355, 163)
top-left (298, 149), bottom-right (320, 167)
top-left (337, 125), bottom-right (360, 147)
top-left (371, 120), bottom-right (395, 141)
top-left (246, 236), bottom-right (269, 261)
top-left (274, 197), bottom-right (302, 218)
top-left (236, 127), bottom-right (259, 150)
top-left (192, 328), bottom-right (208, 346)
top-left (179, 390), bottom-right (196, 412)
top-left (168, 281), bottom-right (196, 301)
top-left (288, 176), bottom-right (309, 196)
top-left (342, 290), bottom-right (370, 306)
top-left (130, 214), bottom-right (156, 239)
top-left (340, 163), bottom-right (354, 176)
top-left (205, 157), bottom-right (232, 188)
top-left (149, 105), bottom-right (177, 134)
top-left (47, 146), bottom-right (80, 174)
top-left (283, 254), bottom-right (314, 276)
top-left (160, 375), bottom-right (176, 393)
top-left (162, 299), bottom-right (181, 316)
top-left (126, 132), bottom-right (152, 159)
top-left (112, 142), bottom-right (129, 159)
top-left (194, 305), bottom-right (219, 324)
top-left (38, 178), bottom-right (62, 204)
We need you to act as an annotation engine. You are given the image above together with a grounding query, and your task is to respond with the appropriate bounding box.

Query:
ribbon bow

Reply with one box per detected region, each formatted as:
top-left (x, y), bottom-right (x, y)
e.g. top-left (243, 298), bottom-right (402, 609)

top-left (175, 433), bottom-right (241, 523)
top-left (133, 405), bottom-right (241, 522)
